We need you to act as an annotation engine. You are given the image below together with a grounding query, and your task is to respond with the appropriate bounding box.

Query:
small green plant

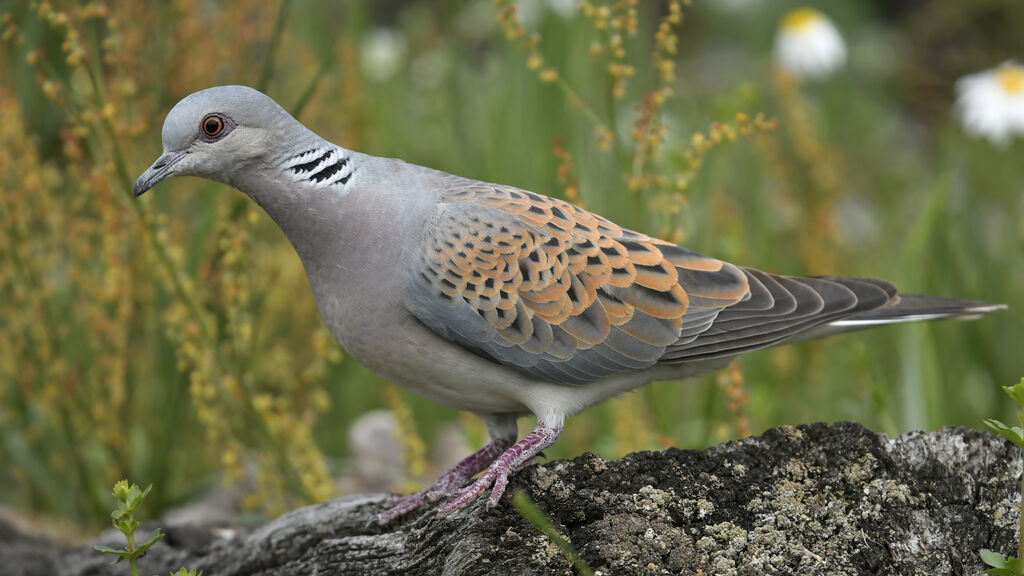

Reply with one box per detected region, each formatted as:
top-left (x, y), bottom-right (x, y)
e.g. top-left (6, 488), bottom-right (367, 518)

top-left (94, 480), bottom-right (165, 576)
top-left (512, 490), bottom-right (594, 576)
top-left (169, 569), bottom-right (202, 576)
top-left (980, 378), bottom-right (1024, 576)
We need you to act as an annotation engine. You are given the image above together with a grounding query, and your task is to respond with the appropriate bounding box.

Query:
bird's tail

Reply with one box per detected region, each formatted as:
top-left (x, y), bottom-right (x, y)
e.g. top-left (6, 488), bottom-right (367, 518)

top-left (787, 293), bottom-right (1006, 343)
top-left (660, 271), bottom-right (1005, 363)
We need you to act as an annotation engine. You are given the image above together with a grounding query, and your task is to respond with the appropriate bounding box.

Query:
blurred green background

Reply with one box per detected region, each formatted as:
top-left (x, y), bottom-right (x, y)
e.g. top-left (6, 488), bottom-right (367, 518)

top-left (0, 0), bottom-right (1020, 533)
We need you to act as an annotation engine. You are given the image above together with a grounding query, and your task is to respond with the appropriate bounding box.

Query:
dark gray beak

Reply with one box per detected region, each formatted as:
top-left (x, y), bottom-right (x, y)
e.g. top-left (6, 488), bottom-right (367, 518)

top-left (134, 151), bottom-right (187, 198)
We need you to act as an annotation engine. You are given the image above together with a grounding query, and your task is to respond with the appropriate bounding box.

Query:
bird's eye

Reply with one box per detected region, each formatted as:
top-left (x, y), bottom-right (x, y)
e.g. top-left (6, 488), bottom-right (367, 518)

top-left (202, 114), bottom-right (224, 137)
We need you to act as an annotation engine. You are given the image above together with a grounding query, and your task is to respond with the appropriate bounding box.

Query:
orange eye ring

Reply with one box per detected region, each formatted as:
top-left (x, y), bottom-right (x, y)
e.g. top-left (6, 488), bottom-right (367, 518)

top-left (202, 115), bottom-right (224, 137)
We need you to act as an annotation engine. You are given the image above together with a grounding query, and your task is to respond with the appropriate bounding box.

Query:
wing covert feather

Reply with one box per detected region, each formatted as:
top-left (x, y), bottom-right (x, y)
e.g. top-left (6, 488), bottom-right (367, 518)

top-left (406, 177), bottom-right (749, 384)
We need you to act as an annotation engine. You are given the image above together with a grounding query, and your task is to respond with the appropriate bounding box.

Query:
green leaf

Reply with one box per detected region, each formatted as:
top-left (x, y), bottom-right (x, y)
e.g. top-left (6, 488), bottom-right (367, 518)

top-left (126, 486), bottom-right (143, 511)
top-left (980, 550), bottom-right (1024, 575)
top-left (1001, 379), bottom-right (1024, 408)
top-left (981, 566), bottom-right (1022, 575)
top-left (115, 517), bottom-right (139, 537)
top-left (135, 528), bottom-right (165, 556)
top-left (127, 484), bottom-right (153, 511)
top-left (983, 419), bottom-right (1024, 448)
top-left (93, 545), bottom-right (129, 564)
top-left (980, 548), bottom-right (1008, 568)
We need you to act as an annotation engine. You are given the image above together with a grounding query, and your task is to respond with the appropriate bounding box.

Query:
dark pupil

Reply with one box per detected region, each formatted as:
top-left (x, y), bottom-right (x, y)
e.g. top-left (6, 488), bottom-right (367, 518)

top-left (204, 117), bottom-right (221, 135)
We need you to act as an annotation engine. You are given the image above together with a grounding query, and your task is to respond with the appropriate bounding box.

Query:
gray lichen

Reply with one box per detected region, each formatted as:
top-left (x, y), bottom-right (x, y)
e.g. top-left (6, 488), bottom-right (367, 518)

top-left (3, 423), bottom-right (1019, 576)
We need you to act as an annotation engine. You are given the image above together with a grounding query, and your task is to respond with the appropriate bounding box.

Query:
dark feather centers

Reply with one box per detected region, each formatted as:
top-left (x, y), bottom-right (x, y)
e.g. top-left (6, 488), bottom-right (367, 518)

top-left (310, 157), bottom-right (349, 183)
top-left (292, 152), bottom-right (328, 174)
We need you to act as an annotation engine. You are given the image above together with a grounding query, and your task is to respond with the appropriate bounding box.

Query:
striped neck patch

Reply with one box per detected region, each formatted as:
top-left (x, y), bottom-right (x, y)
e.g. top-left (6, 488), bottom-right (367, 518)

top-left (282, 147), bottom-right (355, 190)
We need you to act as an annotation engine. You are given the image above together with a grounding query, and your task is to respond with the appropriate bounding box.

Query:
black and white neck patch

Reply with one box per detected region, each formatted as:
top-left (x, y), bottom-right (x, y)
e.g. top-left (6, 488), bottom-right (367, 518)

top-left (283, 147), bottom-right (355, 190)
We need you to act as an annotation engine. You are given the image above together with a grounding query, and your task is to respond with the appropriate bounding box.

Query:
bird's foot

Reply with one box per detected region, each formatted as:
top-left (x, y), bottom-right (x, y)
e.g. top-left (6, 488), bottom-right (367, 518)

top-left (438, 422), bottom-right (562, 517)
top-left (373, 430), bottom-right (516, 525)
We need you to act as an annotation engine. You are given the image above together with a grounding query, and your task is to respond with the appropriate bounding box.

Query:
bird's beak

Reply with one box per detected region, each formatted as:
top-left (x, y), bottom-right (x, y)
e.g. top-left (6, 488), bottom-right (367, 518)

top-left (134, 150), bottom-right (187, 198)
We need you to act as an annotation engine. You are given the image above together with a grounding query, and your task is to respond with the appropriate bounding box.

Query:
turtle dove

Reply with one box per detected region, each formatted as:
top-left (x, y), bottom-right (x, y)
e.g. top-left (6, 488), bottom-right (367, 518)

top-left (135, 86), bottom-right (1004, 523)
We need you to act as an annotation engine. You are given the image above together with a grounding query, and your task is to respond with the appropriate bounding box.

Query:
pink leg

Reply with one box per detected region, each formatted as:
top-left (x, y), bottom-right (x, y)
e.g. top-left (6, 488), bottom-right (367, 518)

top-left (438, 421), bottom-right (563, 516)
top-left (375, 414), bottom-right (518, 524)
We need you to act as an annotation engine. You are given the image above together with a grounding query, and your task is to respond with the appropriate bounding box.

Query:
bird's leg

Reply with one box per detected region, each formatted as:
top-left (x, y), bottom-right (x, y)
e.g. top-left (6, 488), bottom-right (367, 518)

top-left (375, 414), bottom-right (518, 524)
top-left (439, 421), bottom-right (563, 516)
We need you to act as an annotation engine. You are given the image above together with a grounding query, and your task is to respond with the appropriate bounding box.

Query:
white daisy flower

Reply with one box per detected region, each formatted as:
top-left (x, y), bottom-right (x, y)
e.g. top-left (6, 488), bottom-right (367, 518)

top-left (773, 7), bottom-right (847, 81)
top-left (360, 28), bottom-right (408, 83)
top-left (955, 61), bottom-right (1024, 146)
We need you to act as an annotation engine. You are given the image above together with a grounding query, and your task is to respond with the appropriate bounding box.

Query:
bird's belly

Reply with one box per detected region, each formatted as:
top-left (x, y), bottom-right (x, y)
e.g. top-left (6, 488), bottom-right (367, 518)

top-left (310, 272), bottom-right (735, 421)
top-left (317, 292), bottom-right (530, 414)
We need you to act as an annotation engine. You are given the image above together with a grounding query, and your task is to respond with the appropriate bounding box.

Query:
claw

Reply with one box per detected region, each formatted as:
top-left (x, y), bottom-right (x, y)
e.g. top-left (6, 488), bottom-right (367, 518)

top-left (437, 422), bottom-right (563, 517)
top-left (372, 421), bottom-right (518, 525)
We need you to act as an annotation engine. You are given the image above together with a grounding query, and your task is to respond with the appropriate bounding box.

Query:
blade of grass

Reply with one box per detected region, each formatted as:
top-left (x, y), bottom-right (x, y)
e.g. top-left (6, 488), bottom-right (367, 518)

top-left (512, 490), bottom-right (594, 576)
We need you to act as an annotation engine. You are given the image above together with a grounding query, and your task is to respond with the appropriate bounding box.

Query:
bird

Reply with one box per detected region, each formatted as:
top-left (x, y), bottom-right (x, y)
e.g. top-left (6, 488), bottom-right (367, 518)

top-left (134, 85), bottom-right (1004, 524)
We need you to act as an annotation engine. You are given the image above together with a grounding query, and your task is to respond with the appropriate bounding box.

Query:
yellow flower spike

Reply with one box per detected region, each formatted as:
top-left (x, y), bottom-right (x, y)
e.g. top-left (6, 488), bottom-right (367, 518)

top-left (40, 80), bottom-right (58, 100)
top-left (255, 393), bottom-right (278, 416)
top-left (539, 68), bottom-right (559, 83)
top-left (526, 52), bottom-right (543, 71)
top-left (310, 388), bottom-right (332, 414)
top-left (221, 446), bottom-right (239, 468)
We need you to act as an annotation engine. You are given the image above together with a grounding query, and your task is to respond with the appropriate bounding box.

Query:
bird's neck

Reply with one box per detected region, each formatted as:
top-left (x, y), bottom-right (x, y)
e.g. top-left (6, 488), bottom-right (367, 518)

top-left (228, 143), bottom-right (411, 292)
top-left (229, 137), bottom-right (358, 245)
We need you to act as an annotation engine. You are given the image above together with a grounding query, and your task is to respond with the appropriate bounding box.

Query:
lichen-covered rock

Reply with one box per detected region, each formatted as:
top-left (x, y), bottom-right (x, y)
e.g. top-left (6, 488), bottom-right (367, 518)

top-left (4, 423), bottom-right (1020, 575)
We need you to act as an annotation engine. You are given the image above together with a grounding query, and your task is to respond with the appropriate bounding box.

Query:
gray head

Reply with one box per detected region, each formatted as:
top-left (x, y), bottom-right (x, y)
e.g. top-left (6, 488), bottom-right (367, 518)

top-left (134, 85), bottom-right (308, 197)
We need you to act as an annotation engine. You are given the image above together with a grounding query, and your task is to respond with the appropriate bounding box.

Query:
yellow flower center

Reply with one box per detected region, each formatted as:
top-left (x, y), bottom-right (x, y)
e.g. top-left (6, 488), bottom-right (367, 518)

top-left (996, 65), bottom-right (1024, 95)
top-left (781, 7), bottom-right (824, 33)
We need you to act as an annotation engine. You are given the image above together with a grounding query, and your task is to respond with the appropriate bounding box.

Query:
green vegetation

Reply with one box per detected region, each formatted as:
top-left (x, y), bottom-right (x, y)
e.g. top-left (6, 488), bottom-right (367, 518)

top-left (93, 480), bottom-right (165, 575)
top-left (981, 379), bottom-right (1024, 575)
top-left (513, 490), bottom-right (594, 576)
top-left (0, 0), bottom-right (1019, 533)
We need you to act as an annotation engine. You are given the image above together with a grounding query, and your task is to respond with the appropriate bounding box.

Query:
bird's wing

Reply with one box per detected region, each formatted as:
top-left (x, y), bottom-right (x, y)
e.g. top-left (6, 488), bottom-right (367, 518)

top-left (406, 178), bottom-right (750, 384)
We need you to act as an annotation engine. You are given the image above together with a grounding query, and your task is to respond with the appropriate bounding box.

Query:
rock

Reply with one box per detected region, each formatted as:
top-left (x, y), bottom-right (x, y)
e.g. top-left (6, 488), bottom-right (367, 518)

top-left (3, 422), bottom-right (1019, 575)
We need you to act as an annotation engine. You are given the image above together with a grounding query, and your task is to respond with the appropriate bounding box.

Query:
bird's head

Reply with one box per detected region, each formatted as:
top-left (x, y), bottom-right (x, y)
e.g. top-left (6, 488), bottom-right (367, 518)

top-left (134, 85), bottom-right (298, 197)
